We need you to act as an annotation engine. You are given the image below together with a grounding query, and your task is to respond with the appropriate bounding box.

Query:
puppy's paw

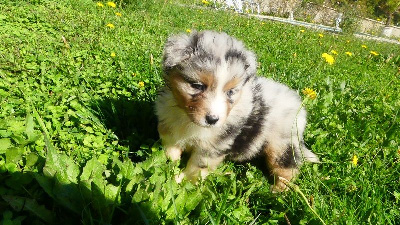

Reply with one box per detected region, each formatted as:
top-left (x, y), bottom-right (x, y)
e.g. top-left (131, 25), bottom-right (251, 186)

top-left (175, 172), bottom-right (185, 183)
top-left (270, 182), bottom-right (288, 193)
top-left (166, 146), bottom-right (182, 161)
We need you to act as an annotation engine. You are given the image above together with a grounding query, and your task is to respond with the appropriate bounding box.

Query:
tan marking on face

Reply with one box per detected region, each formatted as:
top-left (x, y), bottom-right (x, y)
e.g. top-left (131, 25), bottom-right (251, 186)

top-left (223, 77), bottom-right (241, 92)
top-left (167, 70), bottom-right (209, 125)
top-left (223, 77), bottom-right (243, 117)
top-left (198, 72), bottom-right (215, 89)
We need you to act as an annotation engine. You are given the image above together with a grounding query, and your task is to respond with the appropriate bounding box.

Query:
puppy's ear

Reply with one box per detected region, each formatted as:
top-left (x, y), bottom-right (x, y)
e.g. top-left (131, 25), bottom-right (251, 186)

top-left (163, 31), bottom-right (199, 71)
top-left (243, 50), bottom-right (257, 76)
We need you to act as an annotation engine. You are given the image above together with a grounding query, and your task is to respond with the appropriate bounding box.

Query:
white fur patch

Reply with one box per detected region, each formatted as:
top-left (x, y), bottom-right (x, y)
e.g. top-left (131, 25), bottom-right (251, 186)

top-left (166, 146), bottom-right (182, 161)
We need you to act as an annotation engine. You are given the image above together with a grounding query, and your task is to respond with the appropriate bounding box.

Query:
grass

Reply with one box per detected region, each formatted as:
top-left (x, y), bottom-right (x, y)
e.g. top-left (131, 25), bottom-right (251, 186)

top-left (0, 0), bottom-right (399, 224)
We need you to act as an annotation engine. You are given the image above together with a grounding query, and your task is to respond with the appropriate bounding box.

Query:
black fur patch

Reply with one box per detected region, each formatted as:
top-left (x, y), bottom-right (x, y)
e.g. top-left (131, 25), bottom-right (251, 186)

top-left (197, 161), bottom-right (207, 168)
top-left (224, 82), bottom-right (269, 159)
top-left (278, 145), bottom-right (300, 168)
top-left (224, 49), bottom-right (246, 63)
top-left (219, 124), bottom-right (242, 141)
top-left (242, 76), bottom-right (253, 86)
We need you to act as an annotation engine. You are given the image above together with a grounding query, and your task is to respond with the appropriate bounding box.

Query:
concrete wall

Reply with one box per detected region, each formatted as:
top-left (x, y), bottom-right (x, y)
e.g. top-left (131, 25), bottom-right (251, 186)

top-left (214, 0), bottom-right (400, 38)
top-left (256, 0), bottom-right (400, 38)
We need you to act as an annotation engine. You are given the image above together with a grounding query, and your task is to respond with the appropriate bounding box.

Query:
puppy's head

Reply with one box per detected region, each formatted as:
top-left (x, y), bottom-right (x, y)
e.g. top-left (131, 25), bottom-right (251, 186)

top-left (162, 30), bottom-right (257, 127)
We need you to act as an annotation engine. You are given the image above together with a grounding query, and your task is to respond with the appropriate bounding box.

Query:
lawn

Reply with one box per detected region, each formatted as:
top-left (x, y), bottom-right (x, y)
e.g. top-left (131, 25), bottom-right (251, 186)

top-left (0, 0), bottom-right (399, 224)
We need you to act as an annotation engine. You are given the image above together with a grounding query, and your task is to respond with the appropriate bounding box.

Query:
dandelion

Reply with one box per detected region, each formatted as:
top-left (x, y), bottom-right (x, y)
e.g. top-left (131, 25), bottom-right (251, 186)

top-left (138, 81), bottom-right (145, 88)
top-left (370, 51), bottom-right (379, 56)
top-left (107, 1), bottom-right (116, 8)
top-left (110, 52), bottom-right (116, 57)
top-left (302, 88), bottom-right (317, 100)
top-left (352, 155), bottom-right (358, 166)
top-left (377, 18), bottom-right (381, 21)
top-left (202, 0), bottom-right (210, 5)
top-left (361, 44), bottom-right (367, 49)
top-left (115, 12), bottom-right (122, 17)
top-left (322, 53), bottom-right (335, 65)
top-left (186, 29), bottom-right (192, 33)
top-left (331, 50), bottom-right (338, 55)
top-left (96, 2), bottom-right (104, 7)
top-left (345, 51), bottom-right (353, 56)
top-left (106, 23), bottom-right (115, 28)
top-left (300, 29), bottom-right (305, 33)
top-left (346, 40), bottom-right (350, 43)
top-left (318, 33), bottom-right (324, 38)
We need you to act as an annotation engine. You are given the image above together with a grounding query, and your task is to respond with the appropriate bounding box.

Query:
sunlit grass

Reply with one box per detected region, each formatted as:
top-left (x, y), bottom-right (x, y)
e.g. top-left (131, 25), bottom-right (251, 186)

top-left (0, 0), bottom-right (399, 224)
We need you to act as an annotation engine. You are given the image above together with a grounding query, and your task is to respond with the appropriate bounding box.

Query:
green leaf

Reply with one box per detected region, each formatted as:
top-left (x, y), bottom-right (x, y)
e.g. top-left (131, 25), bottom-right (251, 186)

top-left (132, 185), bottom-right (149, 203)
top-left (25, 114), bottom-right (35, 140)
top-left (80, 157), bottom-right (105, 182)
top-left (5, 147), bottom-right (23, 164)
top-left (25, 153), bottom-right (39, 167)
top-left (34, 174), bottom-right (55, 199)
top-left (43, 134), bottom-right (79, 183)
top-left (2, 195), bottom-right (55, 223)
top-left (3, 210), bottom-right (12, 220)
top-left (0, 138), bottom-right (12, 153)
top-left (184, 191), bottom-right (202, 213)
top-left (5, 163), bottom-right (18, 173)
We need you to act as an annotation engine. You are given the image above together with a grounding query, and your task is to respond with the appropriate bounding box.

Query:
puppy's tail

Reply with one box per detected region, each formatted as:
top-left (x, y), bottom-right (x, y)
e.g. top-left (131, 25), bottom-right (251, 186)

top-left (301, 146), bottom-right (320, 163)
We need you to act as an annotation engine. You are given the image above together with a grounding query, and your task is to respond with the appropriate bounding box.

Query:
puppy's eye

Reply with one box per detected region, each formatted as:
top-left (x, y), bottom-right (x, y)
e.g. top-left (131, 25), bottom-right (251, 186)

top-left (226, 88), bottom-right (236, 97)
top-left (191, 82), bottom-right (206, 91)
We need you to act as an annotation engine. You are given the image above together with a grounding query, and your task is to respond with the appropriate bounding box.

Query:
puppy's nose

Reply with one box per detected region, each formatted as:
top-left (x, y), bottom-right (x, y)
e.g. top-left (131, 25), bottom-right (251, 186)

top-left (205, 114), bottom-right (219, 125)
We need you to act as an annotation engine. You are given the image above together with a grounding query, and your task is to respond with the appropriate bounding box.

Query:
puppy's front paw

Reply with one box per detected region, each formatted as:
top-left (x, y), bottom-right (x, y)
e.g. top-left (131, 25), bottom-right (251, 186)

top-left (270, 176), bottom-right (290, 193)
top-left (166, 146), bottom-right (182, 161)
top-left (175, 172), bottom-right (185, 183)
top-left (270, 182), bottom-right (289, 193)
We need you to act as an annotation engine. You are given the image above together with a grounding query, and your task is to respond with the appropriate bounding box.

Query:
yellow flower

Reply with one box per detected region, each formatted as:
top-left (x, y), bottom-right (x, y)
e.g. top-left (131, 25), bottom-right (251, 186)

top-left (110, 52), bottom-right (116, 57)
top-left (262, 22), bottom-right (265, 25)
top-left (361, 45), bottom-right (367, 49)
top-left (352, 155), bottom-right (358, 166)
top-left (106, 23), bottom-right (115, 28)
top-left (107, 1), bottom-right (116, 8)
top-left (331, 50), bottom-right (338, 55)
top-left (300, 29), bottom-right (305, 33)
top-left (370, 51), bottom-right (379, 56)
top-left (318, 33), bottom-right (324, 38)
top-left (202, 0), bottom-right (210, 5)
top-left (115, 12), bottom-right (122, 17)
top-left (186, 29), bottom-right (192, 33)
top-left (346, 40), bottom-right (350, 43)
top-left (138, 81), bottom-right (145, 88)
top-left (322, 53), bottom-right (335, 65)
top-left (96, 2), bottom-right (104, 7)
top-left (345, 51), bottom-right (353, 56)
top-left (302, 88), bottom-right (317, 100)
top-left (377, 18), bottom-right (381, 21)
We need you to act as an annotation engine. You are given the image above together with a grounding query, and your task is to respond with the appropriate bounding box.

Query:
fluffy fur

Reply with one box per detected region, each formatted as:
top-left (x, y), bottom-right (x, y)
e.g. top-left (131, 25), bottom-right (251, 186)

top-left (155, 30), bottom-right (319, 191)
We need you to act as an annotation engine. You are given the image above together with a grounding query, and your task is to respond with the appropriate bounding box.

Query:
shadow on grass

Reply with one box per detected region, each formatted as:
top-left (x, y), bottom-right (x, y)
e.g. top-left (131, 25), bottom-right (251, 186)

top-left (90, 96), bottom-right (159, 162)
top-left (1, 170), bottom-right (160, 225)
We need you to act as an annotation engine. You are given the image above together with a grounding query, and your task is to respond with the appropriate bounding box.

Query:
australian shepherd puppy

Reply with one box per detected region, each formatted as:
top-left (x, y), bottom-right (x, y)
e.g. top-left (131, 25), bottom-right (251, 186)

top-left (155, 30), bottom-right (319, 191)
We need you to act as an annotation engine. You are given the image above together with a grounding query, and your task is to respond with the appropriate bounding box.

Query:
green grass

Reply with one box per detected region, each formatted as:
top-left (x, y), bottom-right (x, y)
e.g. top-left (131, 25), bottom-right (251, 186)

top-left (1, 0), bottom-right (399, 224)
